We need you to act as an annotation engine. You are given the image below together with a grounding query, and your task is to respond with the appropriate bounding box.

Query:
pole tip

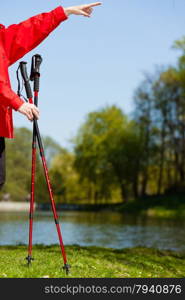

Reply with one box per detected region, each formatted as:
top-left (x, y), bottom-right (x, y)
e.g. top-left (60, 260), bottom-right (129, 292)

top-left (26, 255), bottom-right (34, 266)
top-left (63, 264), bottom-right (71, 275)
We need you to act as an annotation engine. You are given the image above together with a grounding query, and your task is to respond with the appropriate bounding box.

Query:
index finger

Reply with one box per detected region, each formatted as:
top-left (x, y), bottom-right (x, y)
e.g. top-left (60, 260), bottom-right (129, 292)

top-left (85, 2), bottom-right (102, 8)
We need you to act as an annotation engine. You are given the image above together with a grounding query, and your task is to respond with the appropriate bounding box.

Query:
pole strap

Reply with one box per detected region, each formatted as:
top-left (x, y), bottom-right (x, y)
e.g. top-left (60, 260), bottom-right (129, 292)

top-left (16, 65), bottom-right (28, 102)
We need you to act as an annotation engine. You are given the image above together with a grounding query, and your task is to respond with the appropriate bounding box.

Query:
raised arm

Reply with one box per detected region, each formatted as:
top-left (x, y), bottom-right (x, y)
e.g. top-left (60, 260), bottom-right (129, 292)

top-left (1, 2), bottom-right (102, 122)
top-left (3, 6), bottom-right (68, 66)
top-left (3, 3), bottom-right (102, 66)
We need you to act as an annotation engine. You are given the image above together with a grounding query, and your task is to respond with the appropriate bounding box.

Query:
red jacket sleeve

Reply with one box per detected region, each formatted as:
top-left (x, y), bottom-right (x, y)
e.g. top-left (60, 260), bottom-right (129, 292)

top-left (3, 6), bottom-right (68, 66)
top-left (0, 82), bottom-right (24, 110)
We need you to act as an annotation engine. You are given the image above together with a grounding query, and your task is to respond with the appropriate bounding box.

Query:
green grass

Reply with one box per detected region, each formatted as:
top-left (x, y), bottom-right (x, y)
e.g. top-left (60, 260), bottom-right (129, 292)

top-left (0, 245), bottom-right (185, 278)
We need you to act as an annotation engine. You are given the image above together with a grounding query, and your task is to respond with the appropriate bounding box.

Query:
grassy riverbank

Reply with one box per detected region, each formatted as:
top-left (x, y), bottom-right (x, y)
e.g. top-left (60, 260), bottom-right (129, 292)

top-left (117, 195), bottom-right (185, 218)
top-left (0, 245), bottom-right (185, 278)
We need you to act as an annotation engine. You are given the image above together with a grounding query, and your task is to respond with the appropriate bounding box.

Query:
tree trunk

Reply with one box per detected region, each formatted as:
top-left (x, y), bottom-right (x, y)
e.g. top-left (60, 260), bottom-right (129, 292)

top-left (133, 173), bottom-right (139, 199)
top-left (157, 122), bottom-right (166, 195)
top-left (141, 170), bottom-right (148, 196)
top-left (120, 183), bottom-right (129, 203)
top-left (166, 150), bottom-right (173, 190)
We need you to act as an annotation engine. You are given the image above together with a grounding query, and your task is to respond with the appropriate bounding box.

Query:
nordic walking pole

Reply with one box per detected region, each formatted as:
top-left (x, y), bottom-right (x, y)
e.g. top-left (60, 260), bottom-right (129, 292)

top-left (19, 58), bottom-right (70, 274)
top-left (19, 61), bottom-right (35, 266)
top-left (25, 55), bottom-right (43, 266)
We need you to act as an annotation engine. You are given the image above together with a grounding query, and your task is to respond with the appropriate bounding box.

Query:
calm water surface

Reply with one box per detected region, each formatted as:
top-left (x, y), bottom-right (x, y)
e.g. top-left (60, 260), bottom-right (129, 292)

top-left (0, 211), bottom-right (185, 251)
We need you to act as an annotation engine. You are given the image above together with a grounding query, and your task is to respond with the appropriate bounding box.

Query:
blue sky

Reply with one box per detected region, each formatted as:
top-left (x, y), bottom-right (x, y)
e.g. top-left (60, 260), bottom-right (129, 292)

top-left (1, 0), bottom-right (185, 148)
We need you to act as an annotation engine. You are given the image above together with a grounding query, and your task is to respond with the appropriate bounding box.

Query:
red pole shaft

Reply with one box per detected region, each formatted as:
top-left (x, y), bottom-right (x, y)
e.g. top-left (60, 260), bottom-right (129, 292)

top-left (40, 150), bottom-right (67, 265)
top-left (33, 91), bottom-right (68, 265)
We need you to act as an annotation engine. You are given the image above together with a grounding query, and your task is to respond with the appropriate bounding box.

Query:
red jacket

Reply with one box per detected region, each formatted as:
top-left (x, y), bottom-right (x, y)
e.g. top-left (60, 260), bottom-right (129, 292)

top-left (0, 6), bottom-right (68, 138)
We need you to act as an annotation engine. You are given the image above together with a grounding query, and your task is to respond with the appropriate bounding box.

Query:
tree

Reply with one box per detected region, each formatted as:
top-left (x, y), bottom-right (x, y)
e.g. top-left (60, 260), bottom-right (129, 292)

top-left (2, 127), bottom-right (34, 201)
top-left (74, 106), bottom-right (143, 203)
top-left (134, 75), bottom-right (157, 195)
top-left (50, 150), bottom-right (88, 203)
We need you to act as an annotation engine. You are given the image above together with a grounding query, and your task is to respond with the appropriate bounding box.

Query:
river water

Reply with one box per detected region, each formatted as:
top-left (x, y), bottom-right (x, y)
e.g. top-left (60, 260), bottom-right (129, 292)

top-left (0, 211), bottom-right (185, 251)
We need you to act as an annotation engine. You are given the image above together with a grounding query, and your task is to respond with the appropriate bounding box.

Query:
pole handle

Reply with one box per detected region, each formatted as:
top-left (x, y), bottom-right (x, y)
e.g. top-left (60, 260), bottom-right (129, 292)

top-left (34, 75), bottom-right (40, 93)
top-left (30, 54), bottom-right (43, 92)
top-left (20, 62), bottom-right (33, 99)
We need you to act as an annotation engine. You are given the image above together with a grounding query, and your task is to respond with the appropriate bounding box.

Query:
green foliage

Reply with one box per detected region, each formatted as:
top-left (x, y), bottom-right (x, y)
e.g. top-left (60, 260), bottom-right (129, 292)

top-left (173, 36), bottom-right (185, 52)
top-left (0, 245), bottom-right (184, 278)
top-left (74, 106), bottom-right (143, 202)
top-left (42, 136), bottom-right (62, 166)
top-left (50, 150), bottom-right (87, 203)
top-left (2, 128), bottom-right (33, 201)
top-left (133, 40), bottom-right (185, 196)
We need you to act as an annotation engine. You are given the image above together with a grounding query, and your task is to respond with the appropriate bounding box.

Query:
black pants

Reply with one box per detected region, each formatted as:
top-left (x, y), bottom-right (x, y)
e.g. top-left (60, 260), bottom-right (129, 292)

top-left (0, 137), bottom-right (6, 190)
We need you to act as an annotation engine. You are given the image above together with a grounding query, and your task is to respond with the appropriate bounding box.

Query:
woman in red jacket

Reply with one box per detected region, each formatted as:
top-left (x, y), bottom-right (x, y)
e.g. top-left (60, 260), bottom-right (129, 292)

top-left (0, 2), bottom-right (101, 189)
